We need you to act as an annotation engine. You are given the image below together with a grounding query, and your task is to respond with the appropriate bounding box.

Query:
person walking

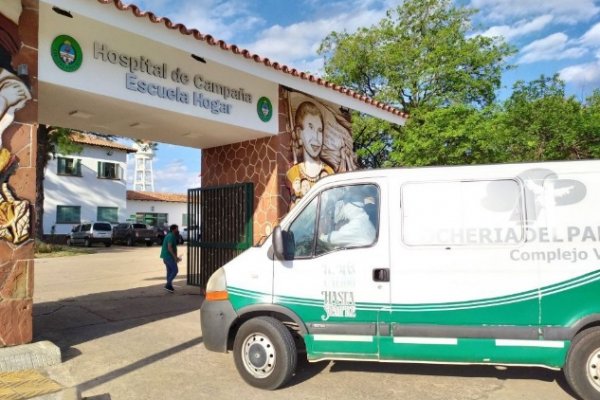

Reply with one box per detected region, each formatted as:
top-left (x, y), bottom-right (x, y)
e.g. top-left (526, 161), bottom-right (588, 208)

top-left (160, 224), bottom-right (181, 293)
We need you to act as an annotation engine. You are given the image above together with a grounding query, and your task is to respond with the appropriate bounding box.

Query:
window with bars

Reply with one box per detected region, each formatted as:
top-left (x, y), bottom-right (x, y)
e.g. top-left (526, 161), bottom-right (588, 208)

top-left (97, 162), bottom-right (123, 180)
top-left (97, 207), bottom-right (118, 223)
top-left (57, 157), bottom-right (82, 176)
top-left (57, 205), bottom-right (81, 224)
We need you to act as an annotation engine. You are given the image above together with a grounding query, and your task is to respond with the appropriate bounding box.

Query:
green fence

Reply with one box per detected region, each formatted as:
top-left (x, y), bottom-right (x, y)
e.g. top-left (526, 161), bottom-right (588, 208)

top-left (187, 182), bottom-right (253, 288)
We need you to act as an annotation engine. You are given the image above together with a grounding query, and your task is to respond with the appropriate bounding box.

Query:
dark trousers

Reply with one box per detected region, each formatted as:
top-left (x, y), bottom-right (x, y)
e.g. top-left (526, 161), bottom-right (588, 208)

top-left (163, 258), bottom-right (178, 288)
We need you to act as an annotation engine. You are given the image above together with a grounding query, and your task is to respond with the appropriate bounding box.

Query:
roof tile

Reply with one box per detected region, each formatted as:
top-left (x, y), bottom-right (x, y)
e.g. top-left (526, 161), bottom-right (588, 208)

top-left (127, 190), bottom-right (187, 203)
top-left (70, 133), bottom-right (137, 153)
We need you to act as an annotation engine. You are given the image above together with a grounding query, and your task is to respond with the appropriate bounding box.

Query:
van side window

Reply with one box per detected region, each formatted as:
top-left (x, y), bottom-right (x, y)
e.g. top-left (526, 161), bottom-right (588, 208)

top-left (316, 184), bottom-right (379, 255)
top-left (288, 196), bottom-right (318, 258)
top-left (401, 179), bottom-right (525, 246)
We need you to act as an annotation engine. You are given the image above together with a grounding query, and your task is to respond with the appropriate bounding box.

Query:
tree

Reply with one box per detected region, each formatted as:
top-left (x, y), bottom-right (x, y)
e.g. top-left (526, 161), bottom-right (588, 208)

top-left (393, 104), bottom-right (508, 166)
top-left (318, 0), bottom-right (515, 167)
top-left (501, 75), bottom-right (600, 162)
top-left (390, 75), bottom-right (600, 166)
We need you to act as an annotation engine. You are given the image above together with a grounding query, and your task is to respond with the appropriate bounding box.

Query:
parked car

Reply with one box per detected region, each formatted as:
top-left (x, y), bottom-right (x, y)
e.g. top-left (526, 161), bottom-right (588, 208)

top-left (67, 222), bottom-right (113, 247)
top-left (112, 223), bottom-right (157, 246)
top-left (152, 226), bottom-right (168, 245)
top-left (180, 227), bottom-right (188, 243)
top-left (153, 225), bottom-right (186, 245)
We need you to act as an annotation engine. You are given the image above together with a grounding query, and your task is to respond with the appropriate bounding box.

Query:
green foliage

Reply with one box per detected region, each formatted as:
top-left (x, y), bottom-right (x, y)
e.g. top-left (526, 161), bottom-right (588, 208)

top-left (392, 75), bottom-right (600, 166)
top-left (318, 0), bottom-right (515, 167)
top-left (501, 75), bottom-right (600, 161)
top-left (393, 104), bottom-right (508, 166)
top-left (352, 114), bottom-right (397, 168)
top-left (49, 127), bottom-right (83, 157)
top-left (34, 239), bottom-right (64, 254)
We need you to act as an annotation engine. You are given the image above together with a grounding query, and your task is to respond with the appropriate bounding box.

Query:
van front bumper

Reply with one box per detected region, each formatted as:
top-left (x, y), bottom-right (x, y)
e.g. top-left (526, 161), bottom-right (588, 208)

top-left (200, 299), bottom-right (238, 353)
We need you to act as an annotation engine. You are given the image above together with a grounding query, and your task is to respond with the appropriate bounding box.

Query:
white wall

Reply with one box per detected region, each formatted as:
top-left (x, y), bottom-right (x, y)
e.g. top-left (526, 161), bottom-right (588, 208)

top-left (125, 200), bottom-right (187, 227)
top-left (43, 145), bottom-right (128, 235)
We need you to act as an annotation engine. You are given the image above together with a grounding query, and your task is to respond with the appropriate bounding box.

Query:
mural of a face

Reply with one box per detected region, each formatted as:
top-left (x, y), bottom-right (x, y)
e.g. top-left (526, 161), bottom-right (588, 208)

top-left (286, 93), bottom-right (355, 209)
top-left (298, 112), bottom-right (323, 160)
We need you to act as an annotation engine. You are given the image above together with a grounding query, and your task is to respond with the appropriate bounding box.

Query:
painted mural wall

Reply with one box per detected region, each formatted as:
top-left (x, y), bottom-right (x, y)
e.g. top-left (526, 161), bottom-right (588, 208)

top-left (201, 88), bottom-right (357, 242)
top-left (0, 0), bottom-right (39, 347)
top-left (286, 91), bottom-right (357, 208)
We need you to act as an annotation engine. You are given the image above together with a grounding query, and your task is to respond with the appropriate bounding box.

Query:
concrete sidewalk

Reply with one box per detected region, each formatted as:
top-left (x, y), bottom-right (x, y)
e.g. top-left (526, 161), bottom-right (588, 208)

top-left (18, 245), bottom-right (576, 400)
top-left (32, 245), bottom-right (204, 399)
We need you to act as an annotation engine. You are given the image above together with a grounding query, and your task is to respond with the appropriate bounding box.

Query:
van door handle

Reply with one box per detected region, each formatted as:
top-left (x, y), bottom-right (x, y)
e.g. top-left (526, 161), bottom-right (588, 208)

top-left (373, 268), bottom-right (390, 282)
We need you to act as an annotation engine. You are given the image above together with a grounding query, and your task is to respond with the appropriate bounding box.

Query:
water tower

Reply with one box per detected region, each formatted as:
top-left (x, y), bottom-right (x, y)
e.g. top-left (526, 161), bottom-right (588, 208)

top-left (133, 141), bottom-right (154, 192)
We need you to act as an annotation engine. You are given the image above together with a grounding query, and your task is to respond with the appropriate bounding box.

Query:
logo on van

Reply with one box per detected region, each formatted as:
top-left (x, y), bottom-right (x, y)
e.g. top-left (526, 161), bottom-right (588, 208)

top-left (483, 168), bottom-right (587, 223)
top-left (51, 35), bottom-right (83, 72)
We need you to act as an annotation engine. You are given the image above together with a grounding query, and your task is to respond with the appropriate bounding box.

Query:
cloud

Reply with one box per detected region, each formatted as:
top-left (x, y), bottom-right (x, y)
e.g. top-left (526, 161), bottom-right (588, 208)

top-left (470, 0), bottom-right (600, 24)
top-left (153, 159), bottom-right (200, 193)
top-left (559, 60), bottom-right (600, 87)
top-left (135, 0), bottom-right (265, 41)
top-left (519, 32), bottom-right (588, 64)
top-left (477, 15), bottom-right (553, 41)
top-left (581, 22), bottom-right (600, 47)
top-left (241, 8), bottom-right (387, 71)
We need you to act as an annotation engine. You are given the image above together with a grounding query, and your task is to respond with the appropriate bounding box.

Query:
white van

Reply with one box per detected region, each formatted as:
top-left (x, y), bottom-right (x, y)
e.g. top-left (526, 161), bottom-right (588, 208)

top-left (201, 160), bottom-right (600, 399)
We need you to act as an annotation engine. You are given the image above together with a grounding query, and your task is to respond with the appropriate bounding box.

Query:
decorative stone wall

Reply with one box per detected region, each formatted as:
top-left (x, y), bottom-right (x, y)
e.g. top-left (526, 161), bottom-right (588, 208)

top-left (0, 0), bottom-right (38, 346)
top-left (201, 87), bottom-right (293, 244)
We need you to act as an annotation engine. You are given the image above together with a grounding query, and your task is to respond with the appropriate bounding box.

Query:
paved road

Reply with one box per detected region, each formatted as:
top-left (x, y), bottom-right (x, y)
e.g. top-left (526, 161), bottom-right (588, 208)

top-left (34, 246), bottom-right (576, 400)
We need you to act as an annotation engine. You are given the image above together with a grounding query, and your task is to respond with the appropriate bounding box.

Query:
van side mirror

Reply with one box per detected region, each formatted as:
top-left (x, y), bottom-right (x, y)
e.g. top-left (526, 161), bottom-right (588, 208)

top-left (272, 226), bottom-right (295, 261)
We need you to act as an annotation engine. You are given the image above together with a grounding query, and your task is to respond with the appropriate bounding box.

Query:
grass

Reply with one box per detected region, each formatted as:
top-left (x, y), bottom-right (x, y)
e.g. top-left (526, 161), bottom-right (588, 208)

top-left (34, 240), bottom-right (96, 258)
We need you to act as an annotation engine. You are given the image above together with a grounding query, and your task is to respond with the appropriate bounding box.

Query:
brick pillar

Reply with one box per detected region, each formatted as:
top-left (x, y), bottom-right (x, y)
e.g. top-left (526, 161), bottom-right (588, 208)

top-left (201, 86), bottom-right (293, 243)
top-left (0, 0), bottom-right (38, 347)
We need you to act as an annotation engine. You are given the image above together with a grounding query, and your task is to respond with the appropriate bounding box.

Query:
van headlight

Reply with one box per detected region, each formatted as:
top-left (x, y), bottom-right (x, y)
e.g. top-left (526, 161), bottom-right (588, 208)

top-left (205, 267), bottom-right (228, 301)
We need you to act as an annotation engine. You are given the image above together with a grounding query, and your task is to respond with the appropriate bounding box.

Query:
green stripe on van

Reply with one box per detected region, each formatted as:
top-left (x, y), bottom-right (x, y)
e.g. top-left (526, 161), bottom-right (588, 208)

top-left (227, 269), bottom-right (600, 326)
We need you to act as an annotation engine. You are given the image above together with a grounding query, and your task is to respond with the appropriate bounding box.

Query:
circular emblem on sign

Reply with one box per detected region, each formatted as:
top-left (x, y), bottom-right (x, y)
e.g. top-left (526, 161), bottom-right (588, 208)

top-left (257, 96), bottom-right (273, 122)
top-left (51, 35), bottom-right (83, 72)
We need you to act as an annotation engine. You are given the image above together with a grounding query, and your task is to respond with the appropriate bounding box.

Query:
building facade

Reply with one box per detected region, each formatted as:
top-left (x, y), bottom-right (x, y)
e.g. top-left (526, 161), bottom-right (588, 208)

top-left (125, 191), bottom-right (187, 228)
top-left (43, 135), bottom-right (135, 235)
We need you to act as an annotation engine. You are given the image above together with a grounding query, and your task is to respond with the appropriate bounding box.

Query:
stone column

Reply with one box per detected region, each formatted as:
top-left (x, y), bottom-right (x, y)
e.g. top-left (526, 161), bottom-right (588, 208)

top-left (0, 0), bottom-right (38, 347)
top-left (201, 86), bottom-right (293, 243)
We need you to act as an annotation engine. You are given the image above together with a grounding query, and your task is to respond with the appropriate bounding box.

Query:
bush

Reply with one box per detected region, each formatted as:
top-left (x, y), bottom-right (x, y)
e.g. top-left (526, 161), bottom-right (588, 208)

top-left (34, 240), bottom-right (65, 254)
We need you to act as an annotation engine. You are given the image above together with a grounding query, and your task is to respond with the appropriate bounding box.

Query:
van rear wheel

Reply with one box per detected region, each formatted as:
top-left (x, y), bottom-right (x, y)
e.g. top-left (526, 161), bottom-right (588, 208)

top-left (233, 316), bottom-right (297, 390)
top-left (565, 327), bottom-right (600, 400)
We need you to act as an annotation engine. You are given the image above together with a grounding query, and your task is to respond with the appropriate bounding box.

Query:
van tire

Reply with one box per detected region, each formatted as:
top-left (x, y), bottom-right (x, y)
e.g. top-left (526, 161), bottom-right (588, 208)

top-left (233, 316), bottom-right (297, 390)
top-left (127, 236), bottom-right (134, 246)
top-left (84, 238), bottom-right (91, 247)
top-left (565, 327), bottom-right (600, 400)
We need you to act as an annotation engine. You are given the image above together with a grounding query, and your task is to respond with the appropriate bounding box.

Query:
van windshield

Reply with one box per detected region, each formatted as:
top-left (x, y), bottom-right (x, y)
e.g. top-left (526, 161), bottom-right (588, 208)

top-left (133, 224), bottom-right (147, 229)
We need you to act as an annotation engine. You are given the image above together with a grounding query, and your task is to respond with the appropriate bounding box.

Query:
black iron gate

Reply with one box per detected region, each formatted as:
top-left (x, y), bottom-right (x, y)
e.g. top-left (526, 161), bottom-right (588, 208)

top-left (187, 182), bottom-right (254, 288)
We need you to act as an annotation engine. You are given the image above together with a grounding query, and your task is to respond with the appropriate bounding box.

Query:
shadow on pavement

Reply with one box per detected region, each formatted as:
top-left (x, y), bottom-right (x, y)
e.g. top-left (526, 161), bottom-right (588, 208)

top-left (76, 337), bottom-right (203, 394)
top-left (33, 278), bottom-right (202, 353)
top-left (286, 355), bottom-right (330, 388)
top-left (328, 361), bottom-right (577, 398)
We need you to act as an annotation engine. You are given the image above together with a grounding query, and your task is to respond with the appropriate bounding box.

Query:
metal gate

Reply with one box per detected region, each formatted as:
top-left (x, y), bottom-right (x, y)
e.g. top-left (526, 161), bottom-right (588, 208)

top-left (187, 182), bottom-right (254, 288)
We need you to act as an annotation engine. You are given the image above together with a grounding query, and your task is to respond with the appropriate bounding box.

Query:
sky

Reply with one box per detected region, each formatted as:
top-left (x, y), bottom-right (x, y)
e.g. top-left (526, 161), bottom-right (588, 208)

top-left (128, 0), bottom-right (600, 193)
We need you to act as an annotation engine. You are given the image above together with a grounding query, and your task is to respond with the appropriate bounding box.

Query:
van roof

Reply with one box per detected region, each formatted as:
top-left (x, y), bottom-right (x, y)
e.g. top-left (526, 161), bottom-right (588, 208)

top-left (311, 159), bottom-right (600, 191)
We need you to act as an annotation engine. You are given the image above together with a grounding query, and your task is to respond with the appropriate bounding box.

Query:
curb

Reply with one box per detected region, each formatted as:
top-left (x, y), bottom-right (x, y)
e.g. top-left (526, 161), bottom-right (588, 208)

top-left (0, 341), bottom-right (61, 372)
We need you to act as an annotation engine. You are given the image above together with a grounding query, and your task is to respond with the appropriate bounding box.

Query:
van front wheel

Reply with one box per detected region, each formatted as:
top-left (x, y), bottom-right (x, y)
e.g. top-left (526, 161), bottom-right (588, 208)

top-left (233, 316), bottom-right (297, 390)
top-left (565, 327), bottom-right (600, 400)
